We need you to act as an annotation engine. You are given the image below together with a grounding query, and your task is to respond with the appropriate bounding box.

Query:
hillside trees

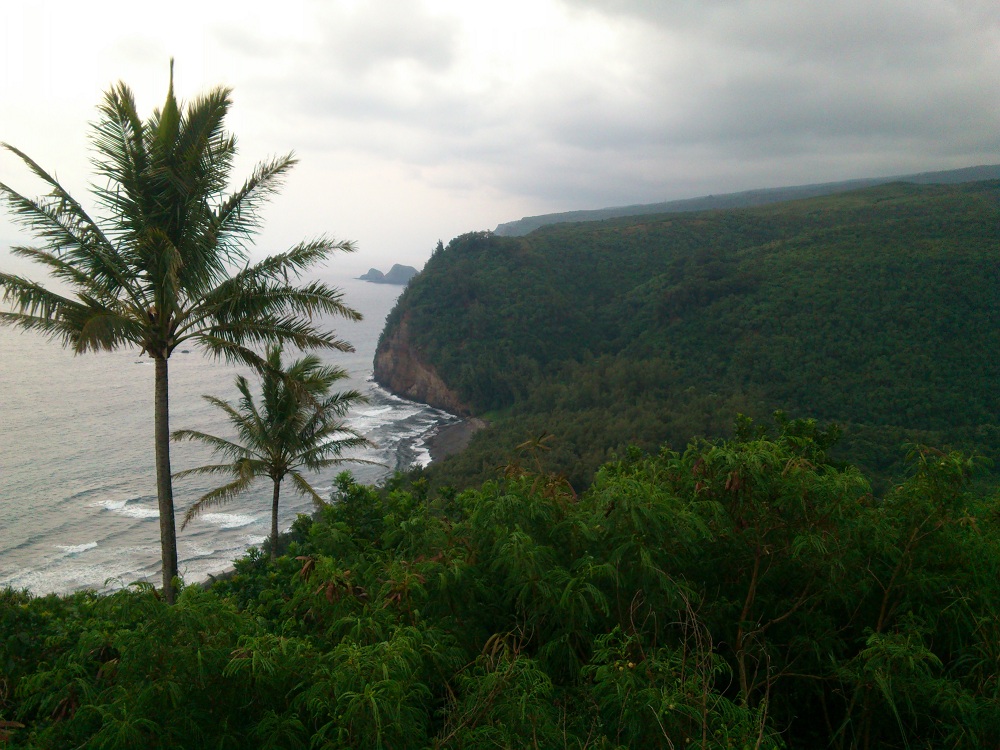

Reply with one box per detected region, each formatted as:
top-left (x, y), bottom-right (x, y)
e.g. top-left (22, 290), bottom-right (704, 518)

top-left (0, 64), bottom-right (360, 602)
top-left (383, 184), bottom-right (1000, 491)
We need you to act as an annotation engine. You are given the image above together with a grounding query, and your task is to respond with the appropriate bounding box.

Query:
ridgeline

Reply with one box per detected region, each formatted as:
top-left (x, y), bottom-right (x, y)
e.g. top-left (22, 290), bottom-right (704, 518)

top-left (377, 180), bottom-right (1000, 489)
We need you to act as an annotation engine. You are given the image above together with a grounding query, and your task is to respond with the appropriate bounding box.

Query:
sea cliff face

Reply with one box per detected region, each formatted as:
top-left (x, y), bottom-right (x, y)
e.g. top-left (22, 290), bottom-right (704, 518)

top-left (373, 313), bottom-right (471, 416)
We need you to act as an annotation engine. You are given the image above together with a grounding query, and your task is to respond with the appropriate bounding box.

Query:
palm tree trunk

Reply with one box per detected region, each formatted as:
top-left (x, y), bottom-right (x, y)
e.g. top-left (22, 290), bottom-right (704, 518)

top-left (270, 478), bottom-right (282, 560)
top-left (154, 355), bottom-right (178, 604)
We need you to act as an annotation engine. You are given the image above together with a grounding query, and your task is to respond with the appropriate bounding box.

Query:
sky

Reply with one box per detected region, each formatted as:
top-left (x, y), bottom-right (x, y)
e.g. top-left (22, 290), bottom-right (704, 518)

top-left (2, 0), bottom-right (999, 276)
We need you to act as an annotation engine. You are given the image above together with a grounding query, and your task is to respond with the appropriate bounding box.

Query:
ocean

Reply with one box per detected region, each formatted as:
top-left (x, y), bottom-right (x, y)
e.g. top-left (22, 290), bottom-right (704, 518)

top-left (0, 273), bottom-right (457, 595)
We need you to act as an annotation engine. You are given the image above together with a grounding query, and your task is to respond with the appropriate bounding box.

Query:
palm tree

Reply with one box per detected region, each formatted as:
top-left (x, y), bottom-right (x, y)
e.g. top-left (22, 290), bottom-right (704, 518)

top-left (173, 345), bottom-right (373, 559)
top-left (0, 63), bottom-right (360, 602)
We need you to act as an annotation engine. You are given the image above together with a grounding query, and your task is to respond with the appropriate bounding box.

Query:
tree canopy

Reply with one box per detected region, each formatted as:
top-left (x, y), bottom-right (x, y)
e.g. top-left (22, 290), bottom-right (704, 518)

top-left (380, 182), bottom-right (1000, 490)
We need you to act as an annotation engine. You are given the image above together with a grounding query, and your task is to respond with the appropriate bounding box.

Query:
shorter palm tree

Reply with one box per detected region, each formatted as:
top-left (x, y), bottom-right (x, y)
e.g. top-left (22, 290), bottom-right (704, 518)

top-left (173, 345), bottom-right (373, 558)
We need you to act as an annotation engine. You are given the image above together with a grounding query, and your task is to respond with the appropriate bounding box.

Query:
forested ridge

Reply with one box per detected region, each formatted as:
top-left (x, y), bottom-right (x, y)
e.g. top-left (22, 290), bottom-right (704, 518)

top-left (380, 180), bottom-right (1000, 489)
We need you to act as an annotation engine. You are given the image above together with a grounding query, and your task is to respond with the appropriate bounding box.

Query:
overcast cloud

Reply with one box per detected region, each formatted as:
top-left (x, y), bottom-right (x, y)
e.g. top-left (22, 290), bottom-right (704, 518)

top-left (1, 0), bottom-right (998, 273)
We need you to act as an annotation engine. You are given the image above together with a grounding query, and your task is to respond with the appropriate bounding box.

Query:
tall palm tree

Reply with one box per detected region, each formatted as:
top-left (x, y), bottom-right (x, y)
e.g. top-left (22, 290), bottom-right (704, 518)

top-left (173, 345), bottom-right (373, 559)
top-left (0, 63), bottom-right (360, 602)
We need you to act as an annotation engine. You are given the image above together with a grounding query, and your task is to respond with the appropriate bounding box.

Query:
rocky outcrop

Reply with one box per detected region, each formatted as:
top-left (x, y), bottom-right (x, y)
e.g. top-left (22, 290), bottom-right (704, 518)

top-left (373, 313), bottom-right (471, 416)
top-left (359, 267), bottom-right (386, 282)
top-left (359, 264), bottom-right (419, 285)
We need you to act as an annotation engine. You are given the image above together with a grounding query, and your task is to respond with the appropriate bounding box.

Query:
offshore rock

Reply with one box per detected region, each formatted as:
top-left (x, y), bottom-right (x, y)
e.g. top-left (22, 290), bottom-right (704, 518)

top-left (359, 264), bottom-right (419, 285)
top-left (373, 313), bottom-right (471, 416)
top-left (358, 267), bottom-right (386, 282)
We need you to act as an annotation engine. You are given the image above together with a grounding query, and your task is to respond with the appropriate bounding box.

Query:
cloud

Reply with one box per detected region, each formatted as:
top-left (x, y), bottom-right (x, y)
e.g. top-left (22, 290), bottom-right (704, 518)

top-left (3, 0), bottom-right (1000, 270)
top-left (222, 0), bottom-right (1000, 216)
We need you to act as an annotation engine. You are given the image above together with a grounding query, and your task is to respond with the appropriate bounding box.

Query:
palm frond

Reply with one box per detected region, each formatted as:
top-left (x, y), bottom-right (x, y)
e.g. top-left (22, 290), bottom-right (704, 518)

top-left (296, 444), bottom-right (378, 473)
top-left (172, 462), bottom-right (254, 479)
top-left (0, 311), bottom-right (92, 343)
top-left (180, 334), bottom-right (270, 368)
top-left (0, 272), bottom-right (81, 317)
top-left (71, 302), bottom-right (146, 353)
top-left (136, 229), bottom-right (184, 320)
top-left (0, 149), bottom-right (145, 309)
top-left (174, 85), bottom-right (234, 195)
top-left (1, 144), bottom-right (110, 247)
top-left (10, 246), bottom-right (109, 291)
top-left (180, 462), bottom-right (260, 528)
top-left (151, 60), bottom-right (181, 164)
top-left (170, 87), bottom-right (240, 287)
top-left (214, 154), bottom-right (297, 252)
top-left (191, 319), bottom-right (356, 355)
top-left (172, 428), bottom-right (258, 462)
top-left (287, 470), bottom-right (326, 508)
top-left (0, 275), bottom-right (137, 352)
top-left (90, 81), bottom-right (148, 227)
top-left (317, 388), bottom-right (367, 415)
top-left (197, 239), bottom-right (359, 313)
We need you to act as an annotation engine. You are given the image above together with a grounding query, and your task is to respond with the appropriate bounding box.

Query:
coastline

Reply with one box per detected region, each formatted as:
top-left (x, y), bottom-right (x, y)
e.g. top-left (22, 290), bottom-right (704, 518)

top-left (425, 417), bottom-right (488, 462)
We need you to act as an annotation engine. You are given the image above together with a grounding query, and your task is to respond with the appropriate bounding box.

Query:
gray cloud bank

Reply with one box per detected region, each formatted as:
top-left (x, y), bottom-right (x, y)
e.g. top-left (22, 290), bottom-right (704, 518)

top-left (232, 0), bottom-right (1000, 212)
top-left (2, 0), bottom-right (997, 271)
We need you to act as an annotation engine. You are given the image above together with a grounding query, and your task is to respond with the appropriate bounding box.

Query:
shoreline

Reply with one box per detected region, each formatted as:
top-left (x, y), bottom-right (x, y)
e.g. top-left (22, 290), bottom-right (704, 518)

top-left (425, 417), bottom-right (488, 462)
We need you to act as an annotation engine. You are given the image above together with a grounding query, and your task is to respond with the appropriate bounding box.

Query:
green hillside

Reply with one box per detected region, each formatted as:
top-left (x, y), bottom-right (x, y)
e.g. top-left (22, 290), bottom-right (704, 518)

top-left (492, 163), bottom-right (1000, 236)
top-left (379, 181), bottom-right (1000, 488)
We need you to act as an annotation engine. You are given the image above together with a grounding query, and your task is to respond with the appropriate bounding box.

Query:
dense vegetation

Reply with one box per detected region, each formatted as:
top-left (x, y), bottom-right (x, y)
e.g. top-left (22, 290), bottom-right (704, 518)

top-left (492, 164), bottom-right (1000, 236)
top-left (383, 181), bottom-right (1000, 489)
top-left (2, 418), bottom-right (998, 748)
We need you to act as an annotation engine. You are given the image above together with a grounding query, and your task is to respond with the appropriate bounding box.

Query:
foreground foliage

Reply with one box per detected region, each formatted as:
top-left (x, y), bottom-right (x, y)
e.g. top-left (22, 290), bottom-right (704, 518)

top-left (2, 418), bottom-right (998, 748)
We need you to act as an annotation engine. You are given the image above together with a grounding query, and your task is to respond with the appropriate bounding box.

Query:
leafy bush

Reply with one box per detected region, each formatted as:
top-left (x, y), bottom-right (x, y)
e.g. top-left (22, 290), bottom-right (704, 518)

top-left (3, 418), bottom-right (998, 748)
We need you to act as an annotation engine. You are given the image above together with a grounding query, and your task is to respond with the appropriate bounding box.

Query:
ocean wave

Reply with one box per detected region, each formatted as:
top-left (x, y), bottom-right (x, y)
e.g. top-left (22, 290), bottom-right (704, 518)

top-left (413, 445), bottom-right (433, 468)
top-left (355, 406), bottom-right (394, 417)
top-left (94, 498), bottom-right (160, 519)
top-left (110, 504), bottom-right (159, 520)
top-left (185, 546), bottom-right (218, 558)
top-left (56, 542), bottom-right (98, 555)
top-left (199, 512), bottom-right (259, 529)
top-left (349, 411), bottom-right (425, 432)
top-left (97, 499), bottom-right (129, 512)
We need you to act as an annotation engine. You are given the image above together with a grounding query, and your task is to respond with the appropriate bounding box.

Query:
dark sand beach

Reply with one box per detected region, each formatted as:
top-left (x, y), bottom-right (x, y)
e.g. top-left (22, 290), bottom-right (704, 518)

top-left (426, 418), bottom-right (488, 461)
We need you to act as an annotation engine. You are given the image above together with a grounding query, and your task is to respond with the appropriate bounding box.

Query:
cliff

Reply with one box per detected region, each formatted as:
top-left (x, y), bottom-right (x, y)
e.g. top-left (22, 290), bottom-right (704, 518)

top-left (373, 312), bottom-right (471, 416)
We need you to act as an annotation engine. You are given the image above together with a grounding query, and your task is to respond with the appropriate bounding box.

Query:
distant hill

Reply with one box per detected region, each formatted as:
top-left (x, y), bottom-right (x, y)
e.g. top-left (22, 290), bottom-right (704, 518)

top-left (358, 264), bottom-right (419, 285)
top-left (494, 164), bottom-right (1000, 236)
top-left (378, 179), bottom-right (1000, 489)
